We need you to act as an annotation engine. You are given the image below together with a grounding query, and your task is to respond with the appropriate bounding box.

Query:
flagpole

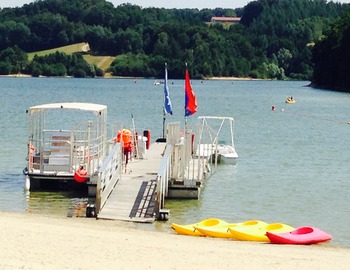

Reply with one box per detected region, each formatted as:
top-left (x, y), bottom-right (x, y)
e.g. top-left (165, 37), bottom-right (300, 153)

top-left (163, 62), bottom-right (173, 140)
top-left (131, 113), bottom-right (139, 159)
top-left (184, 62), bottom-right (197, 130)
top-left (162, 106), bottom-right (166, 139)
top-left (184, 62), bottom-right (188, 127)
top-left (163, 62), bottom-right (167, 139)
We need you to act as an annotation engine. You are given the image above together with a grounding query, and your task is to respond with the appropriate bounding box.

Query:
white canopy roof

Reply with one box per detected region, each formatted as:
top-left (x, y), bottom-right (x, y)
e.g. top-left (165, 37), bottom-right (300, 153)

top-left (28, 102), bottom-right (107, 114)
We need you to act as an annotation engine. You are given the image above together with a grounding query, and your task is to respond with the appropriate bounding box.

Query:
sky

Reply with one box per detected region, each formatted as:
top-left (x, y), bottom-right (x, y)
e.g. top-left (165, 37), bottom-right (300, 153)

top-left (0, 0), bottom-right (248, 9)
top-left (1, 0), bottom-right (350, 9)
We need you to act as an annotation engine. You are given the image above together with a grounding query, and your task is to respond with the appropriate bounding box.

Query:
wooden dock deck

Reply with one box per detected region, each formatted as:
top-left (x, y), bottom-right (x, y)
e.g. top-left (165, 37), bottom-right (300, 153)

top-left (97, 142), bottom-right (166, 222)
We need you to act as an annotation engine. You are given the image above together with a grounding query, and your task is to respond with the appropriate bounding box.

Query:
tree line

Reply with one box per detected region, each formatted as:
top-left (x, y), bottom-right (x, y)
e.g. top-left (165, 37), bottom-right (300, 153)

top-left (0, 0), bottom-right (348, 82)
top-left (312, 6), bottom-right (350, 91)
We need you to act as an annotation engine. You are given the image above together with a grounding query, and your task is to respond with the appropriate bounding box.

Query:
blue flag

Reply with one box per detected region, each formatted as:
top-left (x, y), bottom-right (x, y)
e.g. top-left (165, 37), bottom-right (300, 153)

top-left (164, 64), bottom-right (173, 115)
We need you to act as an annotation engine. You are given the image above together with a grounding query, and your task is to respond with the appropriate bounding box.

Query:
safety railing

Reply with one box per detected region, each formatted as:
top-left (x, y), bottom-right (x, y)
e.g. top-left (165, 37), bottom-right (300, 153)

top-left (154, 144), bottom-right (172, 220)
top-left (95, 142), bottom-right (122, 214)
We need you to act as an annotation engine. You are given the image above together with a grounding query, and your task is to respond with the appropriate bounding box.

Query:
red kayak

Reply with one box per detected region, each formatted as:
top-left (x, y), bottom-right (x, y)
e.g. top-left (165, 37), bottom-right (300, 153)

top-left (266, 226), bottom-right (332, 245)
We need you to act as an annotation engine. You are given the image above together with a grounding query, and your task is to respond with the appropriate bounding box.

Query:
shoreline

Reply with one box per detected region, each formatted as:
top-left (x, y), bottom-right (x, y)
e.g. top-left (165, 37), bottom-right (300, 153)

top-left (1, 212), bottom-right (349, 270)
top-left (205, 76), bottom-right (264, 81)
top-left (1, 73), bottom-right (261, 80)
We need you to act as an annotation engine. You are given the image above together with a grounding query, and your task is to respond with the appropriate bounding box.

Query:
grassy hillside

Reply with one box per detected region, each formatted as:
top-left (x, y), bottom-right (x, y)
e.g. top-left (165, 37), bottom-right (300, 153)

top-left (27, 42), bottom-right (115, 72)
top-left (82, 54), bottom-right (115, 72)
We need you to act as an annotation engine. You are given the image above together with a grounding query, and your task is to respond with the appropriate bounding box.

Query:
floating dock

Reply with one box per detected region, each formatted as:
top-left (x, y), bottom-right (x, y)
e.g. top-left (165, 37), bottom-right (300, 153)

top-left (88, 118), bottom-right (237, 222)
top-left (97, 142), bottom-right (165, 222)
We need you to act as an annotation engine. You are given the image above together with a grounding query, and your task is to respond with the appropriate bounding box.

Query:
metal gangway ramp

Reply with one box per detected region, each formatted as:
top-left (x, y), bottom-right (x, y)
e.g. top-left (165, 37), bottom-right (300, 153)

top-left (96, 142), bottom-right (166, 222)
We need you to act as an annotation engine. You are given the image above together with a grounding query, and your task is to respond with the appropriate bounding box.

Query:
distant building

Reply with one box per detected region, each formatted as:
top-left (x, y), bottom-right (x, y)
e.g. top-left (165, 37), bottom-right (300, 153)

top-left (210, 17), bottom-right (241, 25)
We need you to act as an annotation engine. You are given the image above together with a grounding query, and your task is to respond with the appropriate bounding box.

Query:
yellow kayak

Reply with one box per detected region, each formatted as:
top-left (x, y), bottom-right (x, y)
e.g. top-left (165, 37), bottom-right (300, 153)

top-left (194, 220), bottom-right (267, 239)
top-left (228, 222), bottom-right (295, 242)
top-left (194, 223), bottom-right (237, 238)
top-left (171, 218), bottom-right (229, 236)
top-left (285, 98), bottom-right (296, 103)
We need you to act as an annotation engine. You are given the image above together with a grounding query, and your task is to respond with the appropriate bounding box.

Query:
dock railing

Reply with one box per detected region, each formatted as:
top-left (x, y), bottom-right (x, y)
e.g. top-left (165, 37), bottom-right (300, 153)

top-left (94, 142), bottom-right (122, 215)
top-left (154, 144), bottom-right (172, 220)
top-left (92, 120), bottom-right (223, 219)
top-left (159, 121), bottom-right (219, 193)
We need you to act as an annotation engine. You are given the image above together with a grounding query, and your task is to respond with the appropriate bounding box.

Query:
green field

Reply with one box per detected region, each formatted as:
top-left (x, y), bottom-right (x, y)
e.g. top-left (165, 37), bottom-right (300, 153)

top-left (82, 54), bottom-right (115, 72)
top-left (27, 43), bottom-right (115, 72)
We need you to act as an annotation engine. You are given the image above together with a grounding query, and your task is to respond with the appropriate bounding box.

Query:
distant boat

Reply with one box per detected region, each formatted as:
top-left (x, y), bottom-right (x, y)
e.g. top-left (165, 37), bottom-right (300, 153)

top-left (266, 226), bottom-right (332, 245)
top-left (154, 80), bottom-right (164, 85)
top-left (285, 97), bottom-right (296, 103)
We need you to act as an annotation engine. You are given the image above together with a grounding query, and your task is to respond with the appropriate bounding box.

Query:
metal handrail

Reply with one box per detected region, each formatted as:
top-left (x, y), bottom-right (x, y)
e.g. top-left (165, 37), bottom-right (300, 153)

top-left (95, 142), bottom-right (122, 214)
top-left (154, 144), bottom-right (172, 219)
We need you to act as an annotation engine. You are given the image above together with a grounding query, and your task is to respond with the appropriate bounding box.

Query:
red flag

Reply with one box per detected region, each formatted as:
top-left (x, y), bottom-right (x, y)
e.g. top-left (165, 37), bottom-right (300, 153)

top-left (185, 69), bottom-right (197, 116)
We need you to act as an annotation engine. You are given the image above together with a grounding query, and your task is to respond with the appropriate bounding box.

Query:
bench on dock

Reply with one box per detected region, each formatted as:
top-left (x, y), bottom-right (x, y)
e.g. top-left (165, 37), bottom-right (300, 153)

top-left (48, 131), bottom-right (72, 170)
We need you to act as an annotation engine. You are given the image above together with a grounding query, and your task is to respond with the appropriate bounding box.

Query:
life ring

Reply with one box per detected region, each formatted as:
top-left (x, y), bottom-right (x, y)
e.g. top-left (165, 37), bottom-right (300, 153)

top-left (74, 166), bottom-right (89, 183)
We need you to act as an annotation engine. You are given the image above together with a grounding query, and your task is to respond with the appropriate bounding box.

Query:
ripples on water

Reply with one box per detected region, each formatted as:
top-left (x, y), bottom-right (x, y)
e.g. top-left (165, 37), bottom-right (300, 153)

top-left (0, 173), bottom-right (87, 216)
top-left (0, 78), bottom-right (349, 247)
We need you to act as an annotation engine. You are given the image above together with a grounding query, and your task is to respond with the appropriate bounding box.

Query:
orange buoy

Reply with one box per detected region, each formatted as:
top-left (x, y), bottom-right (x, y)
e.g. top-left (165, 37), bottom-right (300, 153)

top-left (74, 166), bottom-right (89, 183)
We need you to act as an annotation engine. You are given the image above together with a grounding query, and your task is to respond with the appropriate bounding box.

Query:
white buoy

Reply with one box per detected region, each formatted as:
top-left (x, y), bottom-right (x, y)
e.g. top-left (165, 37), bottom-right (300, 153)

top-left (24, 175), bottom-right (30, 190)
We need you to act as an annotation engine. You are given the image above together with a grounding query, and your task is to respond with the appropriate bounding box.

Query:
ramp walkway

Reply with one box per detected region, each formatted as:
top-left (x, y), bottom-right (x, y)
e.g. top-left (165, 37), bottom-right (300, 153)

top-left (97, 142), bottom-right (166, 222)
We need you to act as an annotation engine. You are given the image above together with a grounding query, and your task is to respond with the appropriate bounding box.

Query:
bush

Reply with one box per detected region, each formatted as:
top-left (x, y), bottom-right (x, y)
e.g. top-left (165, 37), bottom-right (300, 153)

top-left (73, 69), bottom-right (86, 78)
top-left (0, 62), bottom-right (12, 75)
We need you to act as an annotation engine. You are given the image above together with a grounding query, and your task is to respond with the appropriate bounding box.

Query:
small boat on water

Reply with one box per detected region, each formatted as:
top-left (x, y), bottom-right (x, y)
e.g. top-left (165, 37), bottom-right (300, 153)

top-left (228, 221), bottom-right (294, 242)
top-left (23, 102), bottom-right (114, 192)
top-left (266, 226), bottom-right (332, 245)
top-left (171, 218), bottom-right (229, 236)
top-left (285, 97), bottom-right (296, 103)
top-left (153, 80), bottom-right (164, 85)
top-left (216, 144), bottom-right (238, 164)
top-left (197, 116), bottom-right (238, 164)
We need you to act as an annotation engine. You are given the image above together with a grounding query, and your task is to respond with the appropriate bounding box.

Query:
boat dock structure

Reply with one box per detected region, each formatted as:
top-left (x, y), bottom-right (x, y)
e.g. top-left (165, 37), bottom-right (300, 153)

top-left (87, 117), bottom-right (238, 222)
top-left (94, 142), bottom-right (165, 222)
top-left (23, 102), bottom-right (237, 223)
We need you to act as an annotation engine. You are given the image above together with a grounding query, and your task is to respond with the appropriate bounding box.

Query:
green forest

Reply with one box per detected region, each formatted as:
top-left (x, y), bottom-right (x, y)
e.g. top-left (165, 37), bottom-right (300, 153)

top-left (0, 0), bottom-right (349, 90)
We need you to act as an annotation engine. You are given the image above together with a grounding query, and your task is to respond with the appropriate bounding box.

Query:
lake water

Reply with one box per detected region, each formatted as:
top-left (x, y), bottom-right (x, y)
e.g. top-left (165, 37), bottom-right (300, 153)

top-left (0, 77), bottom-right (349, 247)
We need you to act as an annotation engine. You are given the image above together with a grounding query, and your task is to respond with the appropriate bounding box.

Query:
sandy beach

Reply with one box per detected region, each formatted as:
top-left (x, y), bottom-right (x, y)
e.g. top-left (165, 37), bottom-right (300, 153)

top-left (0, 212), bottom-right (349, 270)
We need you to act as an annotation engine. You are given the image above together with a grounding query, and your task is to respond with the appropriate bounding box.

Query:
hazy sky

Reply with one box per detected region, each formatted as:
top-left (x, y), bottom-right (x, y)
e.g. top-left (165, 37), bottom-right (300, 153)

top-left (1, 0), bottom-right (349, 9)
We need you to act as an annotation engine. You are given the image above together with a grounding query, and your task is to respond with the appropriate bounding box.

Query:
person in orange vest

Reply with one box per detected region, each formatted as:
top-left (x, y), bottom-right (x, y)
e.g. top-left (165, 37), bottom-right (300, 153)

top-left (114, 130), bottom-right (122, 144)
top-left (115, 129), bottom-right (133, 172)
top-left (124, 141), bottom-right (133, 164)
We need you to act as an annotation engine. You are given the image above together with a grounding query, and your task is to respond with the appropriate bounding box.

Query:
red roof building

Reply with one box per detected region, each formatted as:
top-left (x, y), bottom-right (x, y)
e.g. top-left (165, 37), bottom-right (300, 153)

top-left (210, 17), bottom-right (241, 24)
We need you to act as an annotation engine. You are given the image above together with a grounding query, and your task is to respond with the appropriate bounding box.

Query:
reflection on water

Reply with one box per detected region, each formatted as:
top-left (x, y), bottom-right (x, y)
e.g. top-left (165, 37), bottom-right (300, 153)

top-left (26, 190), bottom-right (88, 217)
